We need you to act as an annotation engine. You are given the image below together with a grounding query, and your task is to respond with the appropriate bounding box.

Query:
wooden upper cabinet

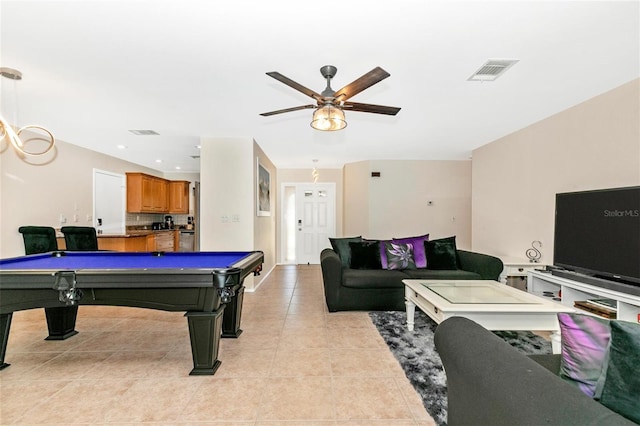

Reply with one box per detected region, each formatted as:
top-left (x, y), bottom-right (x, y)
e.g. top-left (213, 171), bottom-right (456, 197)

top-left (126, 173), bottom-right (169, 213)
top-left (168, 181), bottom-right (190, 214)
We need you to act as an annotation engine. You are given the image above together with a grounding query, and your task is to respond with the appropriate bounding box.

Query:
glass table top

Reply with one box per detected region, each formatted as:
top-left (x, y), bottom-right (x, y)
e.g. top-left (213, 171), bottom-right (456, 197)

top-left (424, 283), bottom-right (540, 304)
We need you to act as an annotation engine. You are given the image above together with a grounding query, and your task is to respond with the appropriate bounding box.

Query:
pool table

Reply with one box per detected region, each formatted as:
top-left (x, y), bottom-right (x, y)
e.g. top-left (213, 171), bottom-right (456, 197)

top-left (0, 250), bottom-right (263, 375)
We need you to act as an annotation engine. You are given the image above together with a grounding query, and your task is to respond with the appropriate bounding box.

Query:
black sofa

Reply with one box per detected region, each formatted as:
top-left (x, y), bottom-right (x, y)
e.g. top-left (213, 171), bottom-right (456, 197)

top-left (320, 247), bottom-right (504, 312)
top-left (434, 317), bottom-right (636, 426)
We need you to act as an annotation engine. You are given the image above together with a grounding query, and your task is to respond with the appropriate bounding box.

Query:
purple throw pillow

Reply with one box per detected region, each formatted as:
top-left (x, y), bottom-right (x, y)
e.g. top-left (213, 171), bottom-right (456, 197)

top-left (557, 312), bottom-right (610, 397)
top-left (392, 233), bottom-right (429, 268)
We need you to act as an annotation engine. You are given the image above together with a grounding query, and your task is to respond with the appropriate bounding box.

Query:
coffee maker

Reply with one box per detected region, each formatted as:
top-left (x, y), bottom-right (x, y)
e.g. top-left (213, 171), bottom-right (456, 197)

top-left (164, 215), bottom-right (174, 229)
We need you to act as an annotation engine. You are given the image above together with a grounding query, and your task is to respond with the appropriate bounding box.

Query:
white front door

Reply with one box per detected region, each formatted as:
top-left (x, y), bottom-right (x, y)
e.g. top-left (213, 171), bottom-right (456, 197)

top-left (295, 183), bottom-right (336, 264)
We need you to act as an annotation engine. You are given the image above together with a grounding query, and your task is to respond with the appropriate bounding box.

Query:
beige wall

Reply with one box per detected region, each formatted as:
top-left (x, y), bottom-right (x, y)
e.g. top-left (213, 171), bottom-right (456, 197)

top-left (0, 138), bottom-right (160, 258)
top-left (343, 161), bottom-right (371, 238)
top-left (200, 137), bottom-right (254, 252)
top-left (343, 160), bottom-right (473, 250)
top-left (472, 78), bottom-right (640, 262)
top-left (199, 137), bottom-right (277, 290)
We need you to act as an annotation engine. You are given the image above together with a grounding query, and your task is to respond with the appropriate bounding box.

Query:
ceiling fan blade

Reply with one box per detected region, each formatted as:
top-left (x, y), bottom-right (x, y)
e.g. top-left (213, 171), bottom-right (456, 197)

top-left (260, 104), bottom-right (316, 117)
top-left (266, 72), bottom-right (323, 101)
top-left (342, 101), bottom-right (401, 116)
top-left (333, 67), bottom-right (391, 101)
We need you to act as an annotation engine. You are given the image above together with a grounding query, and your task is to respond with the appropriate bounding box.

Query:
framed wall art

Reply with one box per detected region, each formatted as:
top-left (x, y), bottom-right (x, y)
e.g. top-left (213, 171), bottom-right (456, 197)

top-left (257, 159), bottom-right (271, 216)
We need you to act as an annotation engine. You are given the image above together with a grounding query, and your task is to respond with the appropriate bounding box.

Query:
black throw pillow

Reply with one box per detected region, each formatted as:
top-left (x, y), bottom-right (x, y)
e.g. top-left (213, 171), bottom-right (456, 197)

top-left (425, 236), bottom-right (458, 270)
top-left (348, 241), bottom-right (382, 270)
top-left (329, 236), bottom-right (362, 267)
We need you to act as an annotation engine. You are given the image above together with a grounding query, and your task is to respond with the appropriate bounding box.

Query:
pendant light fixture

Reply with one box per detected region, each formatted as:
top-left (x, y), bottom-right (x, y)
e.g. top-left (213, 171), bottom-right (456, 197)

top-left (311, 159), bottom-right (319, 183)
top-left (0, 67), bottom-right (56, 156)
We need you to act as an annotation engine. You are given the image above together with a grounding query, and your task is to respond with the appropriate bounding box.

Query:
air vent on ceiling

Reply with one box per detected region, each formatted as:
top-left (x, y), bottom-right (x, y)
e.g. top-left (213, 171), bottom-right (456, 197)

top-left (128, 129), bottom-right (159, 135)
top-left (468, 59), bottom-right (519, 82)
top-left (190, 155), bottom-right (200, 159)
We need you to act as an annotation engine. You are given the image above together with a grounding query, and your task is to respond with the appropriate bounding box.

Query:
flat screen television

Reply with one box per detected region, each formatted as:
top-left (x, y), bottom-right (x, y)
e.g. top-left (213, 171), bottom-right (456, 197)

top-left (553, 186), bottom-right (640, 290)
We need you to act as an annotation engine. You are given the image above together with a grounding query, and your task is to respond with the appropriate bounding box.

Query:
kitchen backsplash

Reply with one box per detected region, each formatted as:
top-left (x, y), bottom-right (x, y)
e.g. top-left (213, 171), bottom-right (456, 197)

top-left (125, 213), bottom-right (192, 228)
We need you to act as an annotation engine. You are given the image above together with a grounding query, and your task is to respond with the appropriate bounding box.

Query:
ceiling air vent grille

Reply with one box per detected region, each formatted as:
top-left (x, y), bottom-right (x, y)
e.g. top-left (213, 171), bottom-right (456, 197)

top-left (468, 59), bottom-right (519, 81)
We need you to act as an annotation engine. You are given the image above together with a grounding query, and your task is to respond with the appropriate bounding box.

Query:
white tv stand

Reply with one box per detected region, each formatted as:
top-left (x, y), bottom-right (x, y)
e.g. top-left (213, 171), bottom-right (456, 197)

top-left (528, 270), bottom-right (640, 323)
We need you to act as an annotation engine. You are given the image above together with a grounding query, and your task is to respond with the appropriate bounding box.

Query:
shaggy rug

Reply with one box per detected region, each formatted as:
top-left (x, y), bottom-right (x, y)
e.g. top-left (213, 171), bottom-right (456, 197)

top-left (369, 310), bottom-right (552, 426)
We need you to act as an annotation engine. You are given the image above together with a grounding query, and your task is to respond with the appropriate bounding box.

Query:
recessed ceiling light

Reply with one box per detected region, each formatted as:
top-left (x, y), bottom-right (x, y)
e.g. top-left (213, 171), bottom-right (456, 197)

top-left (175, 166), bottom-right (181, 170)
top-left (155, 159), bottom-right (162, 163)
top-left (117, 145), bottom-right (127, 149)
top-left (195, 145), bottom-right (201, 149)
top-left (128, 129), bottom-right (159, 136)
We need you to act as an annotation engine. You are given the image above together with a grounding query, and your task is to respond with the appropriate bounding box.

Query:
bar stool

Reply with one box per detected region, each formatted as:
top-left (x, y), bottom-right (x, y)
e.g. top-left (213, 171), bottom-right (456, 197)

top-left (18, 226), bottom-right (58, 255)
top-left (60, 226), bottom-right (99, 251)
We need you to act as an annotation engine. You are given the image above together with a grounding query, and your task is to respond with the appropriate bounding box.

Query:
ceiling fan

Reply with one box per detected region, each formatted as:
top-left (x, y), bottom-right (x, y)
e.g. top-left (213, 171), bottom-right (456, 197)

top-left (260, 65), bottom-right (401, 131)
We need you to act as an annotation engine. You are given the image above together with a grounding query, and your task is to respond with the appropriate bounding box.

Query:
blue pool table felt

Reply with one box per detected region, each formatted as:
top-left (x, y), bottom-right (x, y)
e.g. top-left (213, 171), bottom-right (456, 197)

top-left (0, 251), bottom-right (254, 270)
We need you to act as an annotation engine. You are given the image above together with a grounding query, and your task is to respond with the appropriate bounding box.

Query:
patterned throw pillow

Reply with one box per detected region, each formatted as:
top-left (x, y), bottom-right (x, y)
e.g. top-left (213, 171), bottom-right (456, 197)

top-left (392, 233), bottom-right (429, 268)
top-left (384, 242), bottom-right (416, 270)
top-left (557, 312), bottom-right (610, 397)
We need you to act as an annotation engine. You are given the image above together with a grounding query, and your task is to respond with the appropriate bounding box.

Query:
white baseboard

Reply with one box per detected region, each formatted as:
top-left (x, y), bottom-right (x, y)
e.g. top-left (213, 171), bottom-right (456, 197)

top-left (245, 263), bottom-right (276, 292)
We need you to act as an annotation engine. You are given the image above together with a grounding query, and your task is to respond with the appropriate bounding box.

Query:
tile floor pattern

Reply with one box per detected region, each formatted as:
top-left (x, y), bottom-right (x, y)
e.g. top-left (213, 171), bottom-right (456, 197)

top-left (0, 265), bottom-right (436, 425)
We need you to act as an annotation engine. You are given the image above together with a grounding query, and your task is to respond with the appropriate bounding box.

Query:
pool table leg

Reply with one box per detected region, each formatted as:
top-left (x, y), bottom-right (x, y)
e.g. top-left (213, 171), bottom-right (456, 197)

top-left (185, 308), bottom-right (224, 375)
top-left (0, 313), bottom-right (12, 370)
top-left (222, 285), bottom-right (244, 338)
top-left (44, 306), bottom-right (79, 340)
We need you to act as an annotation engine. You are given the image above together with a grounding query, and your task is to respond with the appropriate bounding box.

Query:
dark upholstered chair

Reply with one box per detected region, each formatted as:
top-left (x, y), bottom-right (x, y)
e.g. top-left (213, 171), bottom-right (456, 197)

top-left (60, 226), bottom-right (99, 251)
top-left (18, 226), bottom-right (59, 255)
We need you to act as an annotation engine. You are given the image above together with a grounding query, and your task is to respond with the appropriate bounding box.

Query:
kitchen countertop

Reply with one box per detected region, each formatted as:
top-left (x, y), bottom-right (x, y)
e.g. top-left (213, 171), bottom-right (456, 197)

top-left (100, 229), bottom-right (178, 238)
top-left (56, 229), bottom-right (180, 239)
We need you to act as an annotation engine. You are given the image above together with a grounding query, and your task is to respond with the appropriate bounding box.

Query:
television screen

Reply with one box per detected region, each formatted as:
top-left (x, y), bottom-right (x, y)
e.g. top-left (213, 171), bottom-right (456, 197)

top-left (554, 186), bottom-right (640, 285)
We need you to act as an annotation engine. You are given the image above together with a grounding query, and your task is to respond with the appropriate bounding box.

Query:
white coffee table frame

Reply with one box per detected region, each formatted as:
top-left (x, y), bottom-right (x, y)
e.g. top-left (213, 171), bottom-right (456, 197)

top-left (404, 279), bottom-right (573, 353)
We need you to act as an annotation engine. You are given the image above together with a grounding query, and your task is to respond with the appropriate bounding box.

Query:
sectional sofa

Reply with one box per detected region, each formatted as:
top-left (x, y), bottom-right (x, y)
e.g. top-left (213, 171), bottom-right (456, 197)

top-left (434, 316), bottom-right (637, 425)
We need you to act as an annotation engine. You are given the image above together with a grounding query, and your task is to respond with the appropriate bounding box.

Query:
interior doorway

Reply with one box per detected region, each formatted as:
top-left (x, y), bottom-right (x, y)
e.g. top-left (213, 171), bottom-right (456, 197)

top-left (281, 183), bottom-right (336, 264)
top-left (94, 169), bottom-right (125, 234)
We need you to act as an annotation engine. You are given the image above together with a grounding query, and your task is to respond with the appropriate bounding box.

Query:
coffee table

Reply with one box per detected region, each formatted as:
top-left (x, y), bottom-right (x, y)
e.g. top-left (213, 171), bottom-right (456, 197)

top-left (403, 279), bottom-right (574, 353)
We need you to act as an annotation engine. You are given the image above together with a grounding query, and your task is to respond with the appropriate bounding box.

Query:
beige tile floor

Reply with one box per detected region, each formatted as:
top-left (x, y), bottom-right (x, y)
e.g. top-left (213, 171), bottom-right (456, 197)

top-left (0, 265), bottom-right (435, 425)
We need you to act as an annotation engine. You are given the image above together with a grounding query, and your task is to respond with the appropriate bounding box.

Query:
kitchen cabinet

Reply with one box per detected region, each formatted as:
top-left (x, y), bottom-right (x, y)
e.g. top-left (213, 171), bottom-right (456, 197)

top-left (97, 235), bottom-right (149, 252)
top-left (58, 234), bottom-right (150, 252)
top-left (168, 180), bottom-right (190, 214)
top-left (59, 230), bottom-right (178, 252)
top-left (126, 173), bottom-right (168, 213)
top-left (148, 231), bottom-right (174, 252)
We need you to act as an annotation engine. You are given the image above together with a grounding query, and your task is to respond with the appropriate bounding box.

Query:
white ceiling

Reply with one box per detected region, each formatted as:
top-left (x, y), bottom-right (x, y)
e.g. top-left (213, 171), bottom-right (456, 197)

top-left (1, 1), bottom-right (638, 173)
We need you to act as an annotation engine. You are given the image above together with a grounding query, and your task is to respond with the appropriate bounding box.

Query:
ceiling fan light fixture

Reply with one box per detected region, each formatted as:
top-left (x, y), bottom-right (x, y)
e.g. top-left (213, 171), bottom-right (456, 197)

top-left (310, 104), bottom-right (346, 131)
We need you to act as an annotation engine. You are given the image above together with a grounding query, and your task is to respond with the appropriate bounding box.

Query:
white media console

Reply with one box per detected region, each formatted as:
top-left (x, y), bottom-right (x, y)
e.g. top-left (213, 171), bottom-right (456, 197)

top-left (528, 270), bottom-right (640, 323)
